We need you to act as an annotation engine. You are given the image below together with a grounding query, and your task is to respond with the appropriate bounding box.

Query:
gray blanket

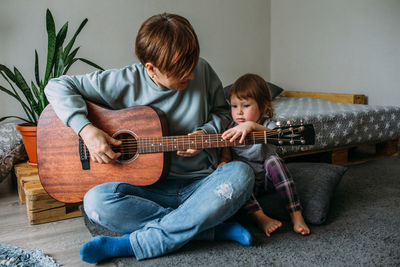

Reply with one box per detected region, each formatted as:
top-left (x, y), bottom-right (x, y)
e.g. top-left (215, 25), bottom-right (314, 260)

top-left (272, 96), bottom-right (400, 156)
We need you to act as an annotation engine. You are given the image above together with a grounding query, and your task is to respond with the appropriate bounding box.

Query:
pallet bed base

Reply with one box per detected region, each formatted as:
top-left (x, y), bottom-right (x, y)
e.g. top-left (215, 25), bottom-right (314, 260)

top-left (282, 139), bottom-right (399, 166)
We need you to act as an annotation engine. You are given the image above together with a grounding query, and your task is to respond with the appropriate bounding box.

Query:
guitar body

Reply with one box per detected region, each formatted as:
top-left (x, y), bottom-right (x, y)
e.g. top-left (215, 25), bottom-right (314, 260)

top-left (37, 102), bottom-right (169, 203)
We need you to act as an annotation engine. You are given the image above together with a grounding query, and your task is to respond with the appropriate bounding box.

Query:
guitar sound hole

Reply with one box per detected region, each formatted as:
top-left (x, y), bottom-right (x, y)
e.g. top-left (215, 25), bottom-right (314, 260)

top-left (112, 132), bottom-right (138, 163)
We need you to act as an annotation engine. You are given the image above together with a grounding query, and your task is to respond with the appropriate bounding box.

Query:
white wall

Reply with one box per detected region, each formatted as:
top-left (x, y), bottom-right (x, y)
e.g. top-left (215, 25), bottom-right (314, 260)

top-left (0, 0), bottom-right (270, 120)
top-left (270, 0), bottom-right (400, 106)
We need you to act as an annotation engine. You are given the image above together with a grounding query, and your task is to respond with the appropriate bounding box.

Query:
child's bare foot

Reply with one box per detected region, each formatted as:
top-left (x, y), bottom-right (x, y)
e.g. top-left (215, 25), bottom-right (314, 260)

top-left (290, 211), bottom-right (310, 235)
top-left (251, 210), bottom-right (282, 237)
top-left (261, 217), bottom-right (282, 237)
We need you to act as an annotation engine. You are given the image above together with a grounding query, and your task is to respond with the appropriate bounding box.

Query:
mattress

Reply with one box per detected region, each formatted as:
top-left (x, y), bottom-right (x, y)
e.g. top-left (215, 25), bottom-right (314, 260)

top-left (272, 96), bottom-right (400, 156)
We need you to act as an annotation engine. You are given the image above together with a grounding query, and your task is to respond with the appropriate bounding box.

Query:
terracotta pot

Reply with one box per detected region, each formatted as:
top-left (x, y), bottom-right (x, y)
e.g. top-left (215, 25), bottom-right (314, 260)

top-left (16, 123), bottom-right (37, 166)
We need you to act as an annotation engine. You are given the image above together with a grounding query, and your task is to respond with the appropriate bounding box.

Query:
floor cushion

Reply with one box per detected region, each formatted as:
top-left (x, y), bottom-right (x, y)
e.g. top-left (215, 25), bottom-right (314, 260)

top-left (257, 162), bottom-right (347, 225)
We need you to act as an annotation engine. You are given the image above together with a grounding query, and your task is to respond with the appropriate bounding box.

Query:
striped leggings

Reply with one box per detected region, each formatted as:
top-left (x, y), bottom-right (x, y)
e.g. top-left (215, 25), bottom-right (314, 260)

top-left (243, 155), bottom-right (302, 214)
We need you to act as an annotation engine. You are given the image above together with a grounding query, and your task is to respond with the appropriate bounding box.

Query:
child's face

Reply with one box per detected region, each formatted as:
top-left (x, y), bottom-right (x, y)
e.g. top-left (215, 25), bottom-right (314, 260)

top-left (230, 95), bottom-right (262, 124)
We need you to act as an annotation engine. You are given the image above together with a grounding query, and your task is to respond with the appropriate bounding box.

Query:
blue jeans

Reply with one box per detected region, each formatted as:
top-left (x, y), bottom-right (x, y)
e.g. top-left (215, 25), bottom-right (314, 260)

top-left (83, 161), bottom-right (254, 260)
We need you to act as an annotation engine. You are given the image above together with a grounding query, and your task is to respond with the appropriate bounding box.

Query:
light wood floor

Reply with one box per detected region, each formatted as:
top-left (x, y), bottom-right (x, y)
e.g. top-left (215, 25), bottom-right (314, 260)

top-left (0, 174), bottom-right (114, 267)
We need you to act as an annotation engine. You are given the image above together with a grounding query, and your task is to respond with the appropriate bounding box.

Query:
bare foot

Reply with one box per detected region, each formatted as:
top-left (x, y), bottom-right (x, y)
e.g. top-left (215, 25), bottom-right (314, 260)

top-left (261, 217), bottom-right (283, 237)
top-left (290, 211), bottom-right (310, 236)
top-left (251, 210), bottom-right (282, 237)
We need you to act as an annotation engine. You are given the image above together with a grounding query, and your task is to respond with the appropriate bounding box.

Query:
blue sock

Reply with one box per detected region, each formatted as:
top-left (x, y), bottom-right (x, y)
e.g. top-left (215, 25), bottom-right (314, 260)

top-left (80, 234), bottom-right (134, 264)
top-left (215, 222), bottom-right (252, 246)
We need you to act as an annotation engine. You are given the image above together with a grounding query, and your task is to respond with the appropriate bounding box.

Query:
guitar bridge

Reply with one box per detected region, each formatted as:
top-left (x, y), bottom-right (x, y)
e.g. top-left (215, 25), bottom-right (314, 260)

top-left (79, 137), bottom-right (90, 170)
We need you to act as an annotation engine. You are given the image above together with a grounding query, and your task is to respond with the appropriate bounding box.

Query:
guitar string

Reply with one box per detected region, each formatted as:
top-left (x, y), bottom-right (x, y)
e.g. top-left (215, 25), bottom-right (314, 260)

top-left (113, 137), bottom-right (305, 152)
top-left (113, 137), bottom-right (304, 155)
top-left (113, 132), bottom-right (296, 148)
top-left (112, 130), bottom-right (305, 154)
top-left (112, 129), bottom-right (304, 149)
top-left (113, 128), bottom-right (302, 145)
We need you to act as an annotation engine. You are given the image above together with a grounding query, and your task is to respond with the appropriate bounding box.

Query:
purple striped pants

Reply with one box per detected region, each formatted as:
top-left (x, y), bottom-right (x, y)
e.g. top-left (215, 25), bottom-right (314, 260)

top-left (243, 155), bottom-right (302, 214)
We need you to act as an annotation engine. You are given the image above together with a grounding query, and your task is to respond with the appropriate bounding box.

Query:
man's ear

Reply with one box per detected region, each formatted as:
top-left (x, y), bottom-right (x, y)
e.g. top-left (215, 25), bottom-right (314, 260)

top-left (145, 63), bottom-right (155, 77)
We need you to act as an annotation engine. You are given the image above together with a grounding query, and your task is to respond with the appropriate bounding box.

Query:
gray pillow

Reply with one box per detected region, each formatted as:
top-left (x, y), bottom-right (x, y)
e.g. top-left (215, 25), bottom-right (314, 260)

top-left (223, 81), bottom-right (284, 102)
top-left (257, 162), bottom-right (347, 225)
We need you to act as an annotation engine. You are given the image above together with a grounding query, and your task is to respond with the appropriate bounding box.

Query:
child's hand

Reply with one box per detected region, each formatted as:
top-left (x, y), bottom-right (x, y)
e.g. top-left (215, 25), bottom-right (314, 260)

top-left (222, 121), bottom-right (256, 144)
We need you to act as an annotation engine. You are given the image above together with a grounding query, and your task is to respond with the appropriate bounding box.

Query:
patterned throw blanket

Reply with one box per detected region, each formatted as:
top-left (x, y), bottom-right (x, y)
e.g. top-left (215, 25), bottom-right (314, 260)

top-left (272, 96), bottom-right (400, 156)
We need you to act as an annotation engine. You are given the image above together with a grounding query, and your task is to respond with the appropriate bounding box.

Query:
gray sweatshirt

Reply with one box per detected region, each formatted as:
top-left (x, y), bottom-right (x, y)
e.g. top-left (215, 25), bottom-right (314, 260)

top-left (44, 58), bottom-right (231, 179)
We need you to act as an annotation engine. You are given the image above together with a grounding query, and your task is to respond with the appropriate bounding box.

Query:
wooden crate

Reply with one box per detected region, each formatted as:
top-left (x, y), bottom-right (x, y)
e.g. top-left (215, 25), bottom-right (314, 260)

top-left (14, 163), bottom-right (39, 204)
top-left (14, 163), bottom-right (82, 224)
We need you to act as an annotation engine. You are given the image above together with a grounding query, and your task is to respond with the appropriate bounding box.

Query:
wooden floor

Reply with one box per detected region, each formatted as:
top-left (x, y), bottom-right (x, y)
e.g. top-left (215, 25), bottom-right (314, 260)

top-left (0, 174), bottom-right (113, 267)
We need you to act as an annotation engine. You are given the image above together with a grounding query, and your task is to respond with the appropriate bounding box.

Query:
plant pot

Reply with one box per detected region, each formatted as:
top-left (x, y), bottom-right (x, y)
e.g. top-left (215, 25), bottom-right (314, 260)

top-left (16, 123), bottom-right (37, 166)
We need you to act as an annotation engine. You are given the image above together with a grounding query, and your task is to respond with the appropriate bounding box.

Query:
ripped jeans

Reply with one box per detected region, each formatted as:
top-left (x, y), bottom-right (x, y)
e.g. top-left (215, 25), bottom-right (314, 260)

top-left (83, 161), bottom-right (254, 260)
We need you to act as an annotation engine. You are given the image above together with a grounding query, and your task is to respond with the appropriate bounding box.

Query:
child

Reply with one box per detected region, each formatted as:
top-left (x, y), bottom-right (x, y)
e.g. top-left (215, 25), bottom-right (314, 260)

top-left (220, 73), bottom-right (310, 237)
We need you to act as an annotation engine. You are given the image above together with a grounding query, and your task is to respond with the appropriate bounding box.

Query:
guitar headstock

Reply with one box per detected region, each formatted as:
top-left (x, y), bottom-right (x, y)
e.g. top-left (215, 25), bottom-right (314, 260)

top-left (266, 121), bottom-right (315, 146)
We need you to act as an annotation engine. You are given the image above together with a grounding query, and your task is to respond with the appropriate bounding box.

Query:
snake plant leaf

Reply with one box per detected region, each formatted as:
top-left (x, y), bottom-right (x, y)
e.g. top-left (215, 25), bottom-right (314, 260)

top-left (44, 9), bottom-right (57, 86)
top-left (0, 84), bottom-right (35, 122)
top-left (64, 18), bottom-right (88, 60)
top-left (62, 58), bottom-right (78, 75)
top-left (54, 49), bottom-right (65, 77)
top-left (31, 81), bottom-right (40, 99)
top-left (56, 22), bottom-right (68, 53)
top-left (0, 116), bottom-right (32, 124)
top-left (38, 87), bottom-right (48, 109)
top-left (0, 72), bottom-right (19, 98)
top-left (76, 58), bottom-right (105, 71)
top-left (34, 50), bottom-right (41, 89)
top-left (14, 67), bottom-right (34, 103)
top-left (64, 47), bottom-right (80, 67)
top-left (0, 64), bottom-right (17, 84)
top-left (0, 84), bottom-right (18, 98)
top-left (30, 98), bottom-right (40, 115)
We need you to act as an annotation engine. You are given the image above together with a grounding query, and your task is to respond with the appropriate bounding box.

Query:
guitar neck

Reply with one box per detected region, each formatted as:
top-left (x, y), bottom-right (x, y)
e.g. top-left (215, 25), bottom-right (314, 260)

top-left (137, 132), bottom-right (267, 153)
top-left (113, 124), bottom-right (314, 155)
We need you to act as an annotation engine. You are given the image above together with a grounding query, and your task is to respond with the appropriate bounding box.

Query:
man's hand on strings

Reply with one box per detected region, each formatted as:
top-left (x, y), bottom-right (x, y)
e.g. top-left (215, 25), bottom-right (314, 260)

top-left (177, 130), bottom-right (205, 157)
top-left (79, 124), bottom-right (122, 164)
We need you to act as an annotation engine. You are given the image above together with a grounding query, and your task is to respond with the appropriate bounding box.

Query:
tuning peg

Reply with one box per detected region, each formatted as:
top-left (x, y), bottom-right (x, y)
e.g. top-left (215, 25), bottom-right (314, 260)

top-left (290, 139), bottom-right (295, 145)
top-left (276, 121), bottom-right (282, 127)
top-left (300, 119), bottom-right (304, 125)
top-left (278, 140), bottom-right (283, 145)
top-left (287, 120), bottom-right (294, 126)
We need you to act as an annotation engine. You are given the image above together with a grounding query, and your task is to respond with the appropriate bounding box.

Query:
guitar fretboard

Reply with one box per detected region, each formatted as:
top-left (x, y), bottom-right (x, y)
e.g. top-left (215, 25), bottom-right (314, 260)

top-left (136, 132), bottom-right (269, 153)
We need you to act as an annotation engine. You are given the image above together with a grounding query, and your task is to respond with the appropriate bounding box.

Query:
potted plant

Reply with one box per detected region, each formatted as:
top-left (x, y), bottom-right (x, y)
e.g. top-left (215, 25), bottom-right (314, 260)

top-left (0, 9), bottom-right (104, 166)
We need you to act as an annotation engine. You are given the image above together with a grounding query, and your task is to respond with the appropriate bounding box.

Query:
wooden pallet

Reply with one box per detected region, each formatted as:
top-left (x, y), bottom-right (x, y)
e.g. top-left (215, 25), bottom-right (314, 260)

top-left (14, 163), bottom-right (39, 204)
top-left (281, 91), bottom-right (367, 104)
top-left (14, 163), bottom-right (82, 224)
top-left (282, 139), bottom-right (399, 166)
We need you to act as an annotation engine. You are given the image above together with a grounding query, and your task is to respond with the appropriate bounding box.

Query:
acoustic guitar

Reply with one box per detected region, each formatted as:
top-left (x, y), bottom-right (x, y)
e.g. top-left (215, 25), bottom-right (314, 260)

top-left (37, 101), bottom-right (315, 203)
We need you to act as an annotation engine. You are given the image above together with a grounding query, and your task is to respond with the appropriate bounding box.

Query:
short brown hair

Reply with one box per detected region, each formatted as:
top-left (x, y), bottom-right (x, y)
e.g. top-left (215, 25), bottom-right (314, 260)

top-left (229, 73), bottom-right (274, 119)
top-left (135, 13), bottom-right (200, 79)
